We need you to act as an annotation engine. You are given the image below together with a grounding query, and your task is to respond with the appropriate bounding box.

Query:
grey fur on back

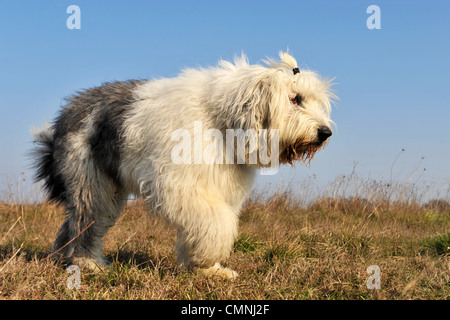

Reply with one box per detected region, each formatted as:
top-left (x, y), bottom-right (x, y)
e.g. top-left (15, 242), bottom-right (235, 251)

top-left (32, 79), bottom-right (145, 265)
top-left (33, 80), bottom-right (144, 205)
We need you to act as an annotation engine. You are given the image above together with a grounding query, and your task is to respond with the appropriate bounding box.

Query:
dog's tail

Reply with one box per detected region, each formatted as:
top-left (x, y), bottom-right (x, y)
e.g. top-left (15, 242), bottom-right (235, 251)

top-left (30, 124), bottom-right (66, 204)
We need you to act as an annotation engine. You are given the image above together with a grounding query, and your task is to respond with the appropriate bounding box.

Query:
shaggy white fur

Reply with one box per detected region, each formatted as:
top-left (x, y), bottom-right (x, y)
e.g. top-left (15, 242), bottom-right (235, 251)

top-left (32, 51), bottom-right (335, 278)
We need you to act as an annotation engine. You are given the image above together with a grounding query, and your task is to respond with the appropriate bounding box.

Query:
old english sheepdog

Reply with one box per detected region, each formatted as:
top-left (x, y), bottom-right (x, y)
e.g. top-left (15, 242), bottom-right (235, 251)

top-left (31, 51), bottom-right (335, 278)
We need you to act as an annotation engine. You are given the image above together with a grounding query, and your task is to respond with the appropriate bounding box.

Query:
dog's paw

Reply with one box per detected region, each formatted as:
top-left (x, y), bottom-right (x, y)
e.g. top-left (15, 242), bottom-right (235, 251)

top-left (70, 257), bottom-right (109, 272)
top-left (198, 262), bottom-right (238, 279)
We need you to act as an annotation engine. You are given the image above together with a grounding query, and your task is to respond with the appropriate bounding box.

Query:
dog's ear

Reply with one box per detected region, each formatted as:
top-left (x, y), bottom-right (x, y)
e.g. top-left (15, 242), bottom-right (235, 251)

top-left (210, 64), bottom-right (273, 133)
top-left (229, 75), bottom-right (272, 132)
top-left (222, 75), bottom-right (273, 162)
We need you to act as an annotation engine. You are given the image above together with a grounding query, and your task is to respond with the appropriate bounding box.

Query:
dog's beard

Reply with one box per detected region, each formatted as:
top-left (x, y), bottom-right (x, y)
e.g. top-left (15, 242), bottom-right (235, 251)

top-left (279, 139), bottom-right (326, 166)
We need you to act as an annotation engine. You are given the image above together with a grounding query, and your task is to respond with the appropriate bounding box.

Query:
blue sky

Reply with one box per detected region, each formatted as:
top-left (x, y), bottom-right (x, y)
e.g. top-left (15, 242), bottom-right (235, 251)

top-left (0, 0), bottom-right (449, 197)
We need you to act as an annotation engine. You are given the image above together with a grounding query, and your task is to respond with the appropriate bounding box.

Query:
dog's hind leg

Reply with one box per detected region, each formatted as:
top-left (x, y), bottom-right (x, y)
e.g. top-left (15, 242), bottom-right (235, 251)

top-left (57, 194), bottom-right (127, 270)
top-left (53, 176), bottom-right (127, 270)
top-left (52, 131), bottom-right (127, 270)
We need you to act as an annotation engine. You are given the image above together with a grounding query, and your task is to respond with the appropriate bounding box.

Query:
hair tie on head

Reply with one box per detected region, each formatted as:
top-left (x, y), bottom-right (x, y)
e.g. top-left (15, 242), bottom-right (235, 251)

top-left (292, 67), bottom-right (300, 75)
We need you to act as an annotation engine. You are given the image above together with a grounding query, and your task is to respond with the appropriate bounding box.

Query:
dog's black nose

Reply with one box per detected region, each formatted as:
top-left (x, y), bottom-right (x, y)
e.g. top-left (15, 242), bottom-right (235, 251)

top-left (317, 126), bottom-right (332, 142)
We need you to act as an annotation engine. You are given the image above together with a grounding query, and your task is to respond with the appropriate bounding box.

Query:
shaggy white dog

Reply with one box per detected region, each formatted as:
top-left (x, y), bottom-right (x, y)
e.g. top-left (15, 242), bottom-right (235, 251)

top-left (31, 51), bottom-right (335, 278)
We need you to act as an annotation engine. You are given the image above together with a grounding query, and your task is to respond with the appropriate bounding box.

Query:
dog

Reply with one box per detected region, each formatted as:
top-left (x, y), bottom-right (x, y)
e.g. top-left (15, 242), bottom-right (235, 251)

top-left (31, 51), bottom-right (335, 278)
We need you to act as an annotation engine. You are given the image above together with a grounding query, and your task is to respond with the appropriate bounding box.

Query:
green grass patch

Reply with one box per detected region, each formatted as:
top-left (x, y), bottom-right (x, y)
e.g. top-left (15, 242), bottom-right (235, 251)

top-left (421, 233), bottom-right (450, 256)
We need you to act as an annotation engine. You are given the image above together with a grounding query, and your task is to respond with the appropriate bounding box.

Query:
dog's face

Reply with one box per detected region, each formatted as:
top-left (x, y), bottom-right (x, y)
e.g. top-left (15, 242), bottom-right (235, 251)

top-left (209, 51), bottom-right (335, 169)
top-left (269, 68), bottom-right (335, 165)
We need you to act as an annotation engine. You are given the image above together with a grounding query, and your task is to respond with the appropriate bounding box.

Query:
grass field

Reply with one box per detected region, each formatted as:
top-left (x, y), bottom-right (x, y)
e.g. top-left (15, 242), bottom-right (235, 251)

top-left (0, 175), bottom-right (449, 300)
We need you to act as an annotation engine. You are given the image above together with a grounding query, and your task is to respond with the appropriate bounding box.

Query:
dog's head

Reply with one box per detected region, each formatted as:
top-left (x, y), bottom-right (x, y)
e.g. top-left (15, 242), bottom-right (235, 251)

top-left (272, 52), bottom-right (335, 165)
top-left (210, 51), bottom-right (335, 168)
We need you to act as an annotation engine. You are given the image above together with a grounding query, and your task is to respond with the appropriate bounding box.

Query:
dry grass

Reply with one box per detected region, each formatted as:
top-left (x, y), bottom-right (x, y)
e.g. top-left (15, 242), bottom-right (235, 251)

top-left (0, 177), bottom-right (449, 300)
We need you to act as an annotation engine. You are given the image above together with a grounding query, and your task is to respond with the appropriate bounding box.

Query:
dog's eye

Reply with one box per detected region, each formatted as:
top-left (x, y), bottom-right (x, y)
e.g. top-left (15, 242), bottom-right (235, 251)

top-left (290, 94), bottom-right (303, 106)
